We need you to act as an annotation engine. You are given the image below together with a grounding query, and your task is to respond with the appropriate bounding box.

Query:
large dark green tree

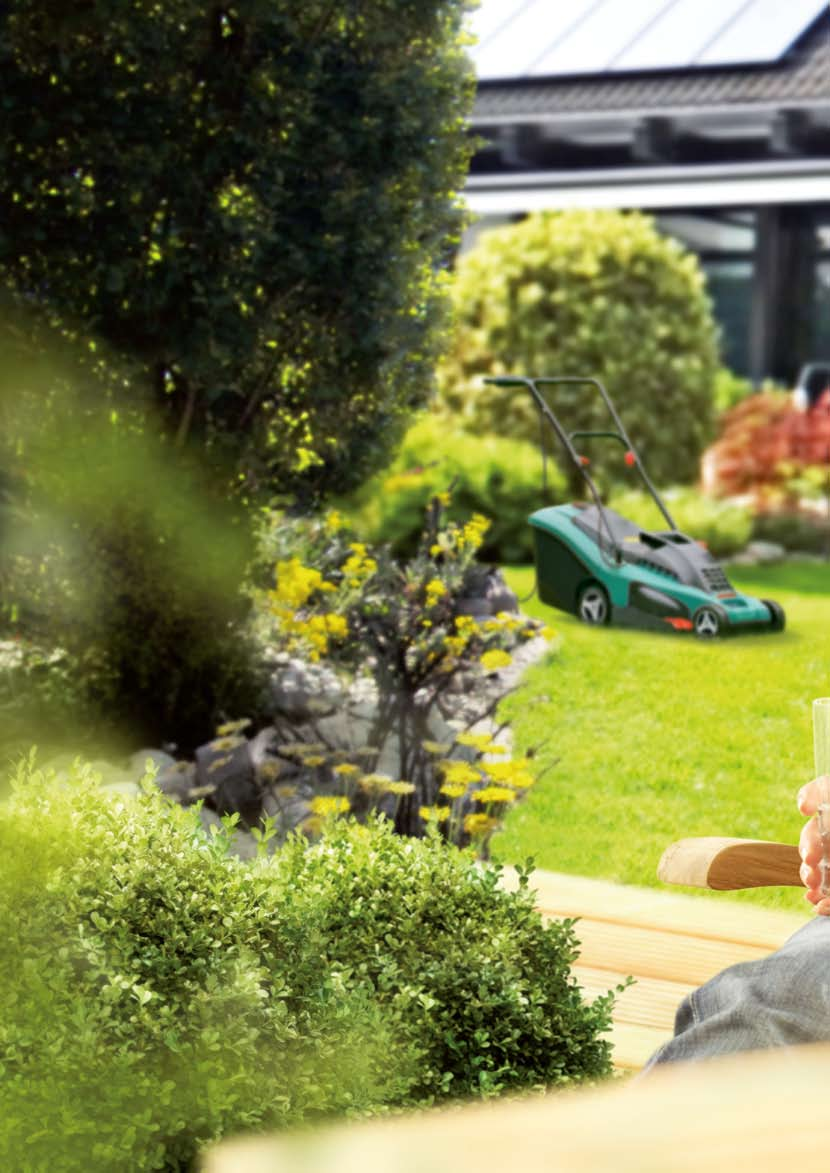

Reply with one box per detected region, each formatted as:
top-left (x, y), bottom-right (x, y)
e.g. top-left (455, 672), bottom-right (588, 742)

top-left (0, 1), bottom-right (475, 752)
top-left (0, 0), bottom-right (475, 497)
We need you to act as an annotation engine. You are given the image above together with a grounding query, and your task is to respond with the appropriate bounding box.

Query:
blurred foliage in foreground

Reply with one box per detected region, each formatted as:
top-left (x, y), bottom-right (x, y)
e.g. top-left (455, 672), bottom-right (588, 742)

top-left (0, 336), bottom-right (265, 757)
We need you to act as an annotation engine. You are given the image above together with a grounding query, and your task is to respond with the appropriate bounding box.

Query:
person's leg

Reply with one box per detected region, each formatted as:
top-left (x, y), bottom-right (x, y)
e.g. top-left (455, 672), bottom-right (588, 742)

top-left (643, 915), bottom-right (830, 1070)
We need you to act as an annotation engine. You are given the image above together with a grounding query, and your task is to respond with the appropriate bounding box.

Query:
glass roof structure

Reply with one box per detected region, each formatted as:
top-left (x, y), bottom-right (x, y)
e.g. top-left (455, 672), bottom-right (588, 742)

top-left (469, 0), bottom-right (830, 80)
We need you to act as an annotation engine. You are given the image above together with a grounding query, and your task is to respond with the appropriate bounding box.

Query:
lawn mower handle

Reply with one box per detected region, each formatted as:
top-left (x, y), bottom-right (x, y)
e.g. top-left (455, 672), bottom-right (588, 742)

top-left (483, 375), bottom-right (677, 532)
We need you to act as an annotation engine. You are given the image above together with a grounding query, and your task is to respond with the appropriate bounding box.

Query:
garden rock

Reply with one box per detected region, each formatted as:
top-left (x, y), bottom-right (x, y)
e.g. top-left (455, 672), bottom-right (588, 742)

top-left (455, 567), bottom-right (518, 618)
top-left (268, 656), bottom-right (344, 720)
top-left (154, 761), bottom-right (198, 803)
top-left (195, 738), bottom-right (262, 829)
top-left (728, 540), bottom-right (786, 566)
top-left (129, 748), bottom-right (177, 780)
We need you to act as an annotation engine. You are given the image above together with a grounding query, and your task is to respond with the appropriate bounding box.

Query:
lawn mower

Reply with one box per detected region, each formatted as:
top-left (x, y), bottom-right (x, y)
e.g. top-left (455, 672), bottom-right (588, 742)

top-left (484, 375), bottom-right (785, 638)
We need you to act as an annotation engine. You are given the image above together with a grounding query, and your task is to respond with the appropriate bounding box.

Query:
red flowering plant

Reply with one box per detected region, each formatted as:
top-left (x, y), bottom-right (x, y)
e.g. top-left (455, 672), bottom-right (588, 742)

top-left (252, 495), bottom-right (554, 848)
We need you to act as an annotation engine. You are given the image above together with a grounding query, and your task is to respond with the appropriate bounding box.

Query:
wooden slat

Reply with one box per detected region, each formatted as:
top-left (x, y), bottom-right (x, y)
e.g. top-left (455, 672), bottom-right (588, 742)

top-left (572, 965), bottom-right (693, 1032)
top-left (502, 867), bottom-right (808, 947)
top-left (571, 916), bottom-right (771, 986)
top-left (601, 1020), bottom-right (670, 1071)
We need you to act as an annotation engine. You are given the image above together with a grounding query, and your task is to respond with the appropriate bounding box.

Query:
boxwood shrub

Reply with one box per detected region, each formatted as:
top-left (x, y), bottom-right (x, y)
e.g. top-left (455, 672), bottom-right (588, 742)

top-left (438, 209), bottom-right (719, 490)
top-left (0, 759), bottom-right (617, 1171)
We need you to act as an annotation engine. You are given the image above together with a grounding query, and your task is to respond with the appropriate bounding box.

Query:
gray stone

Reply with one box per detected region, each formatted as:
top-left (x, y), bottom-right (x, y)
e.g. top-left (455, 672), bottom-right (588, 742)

top-left (744, 541), bottom-right (786, 564)
top-left (268, 657), bottom-right (345, 720)
top-left (130, 748), bottom-right (177, 780)
top-left (154, 761), bottom-right (197, 802)
top-left (195, 738), bottom-right (262, 828)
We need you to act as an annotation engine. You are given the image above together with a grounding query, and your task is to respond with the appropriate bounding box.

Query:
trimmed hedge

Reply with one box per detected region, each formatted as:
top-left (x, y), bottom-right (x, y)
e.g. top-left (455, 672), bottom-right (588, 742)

top-left (0, 760), bottom-right (617, 1171)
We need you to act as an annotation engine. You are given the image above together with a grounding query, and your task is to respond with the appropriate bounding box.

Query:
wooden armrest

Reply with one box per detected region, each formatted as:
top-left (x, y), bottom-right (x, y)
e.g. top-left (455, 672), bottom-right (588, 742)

top-left (657, 837), bottom-right (802, 890)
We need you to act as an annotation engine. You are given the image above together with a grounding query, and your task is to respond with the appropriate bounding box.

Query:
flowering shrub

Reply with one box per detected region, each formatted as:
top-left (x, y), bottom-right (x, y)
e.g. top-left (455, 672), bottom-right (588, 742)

top-left (254, 498), bottom-right (553, 844)
top-left (702, 389), bottom-right (830, 509)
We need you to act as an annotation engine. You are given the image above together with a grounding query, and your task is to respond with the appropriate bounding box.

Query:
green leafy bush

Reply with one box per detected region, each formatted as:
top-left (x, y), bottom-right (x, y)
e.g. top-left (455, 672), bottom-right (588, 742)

top-left (279, 817), bottom-right (619, 1102)
top-left (0, 760), bottom-right (616, 1171)
top-left (338, 415), bottom-right (565, 562)
top-left (438, 210), bottom-right (720, 489)
top-left (606, 487), bottom-right (752, 557)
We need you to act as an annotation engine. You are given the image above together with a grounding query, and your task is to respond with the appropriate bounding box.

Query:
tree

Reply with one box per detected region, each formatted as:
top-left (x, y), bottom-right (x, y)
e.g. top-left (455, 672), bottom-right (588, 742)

top-left (437, 210), bottom-right (721, 491)
top-left (0, 0), bottom-right (475, 499)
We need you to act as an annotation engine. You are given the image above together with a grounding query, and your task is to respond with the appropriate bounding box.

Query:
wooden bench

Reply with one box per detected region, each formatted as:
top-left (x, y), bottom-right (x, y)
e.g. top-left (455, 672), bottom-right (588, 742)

top-left (501, 864), bottom-right (808, 1070)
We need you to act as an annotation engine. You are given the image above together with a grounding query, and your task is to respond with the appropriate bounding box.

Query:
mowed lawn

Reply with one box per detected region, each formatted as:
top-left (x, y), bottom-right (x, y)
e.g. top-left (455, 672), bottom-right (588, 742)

top-left (497, 562), bottom-right (830, 913)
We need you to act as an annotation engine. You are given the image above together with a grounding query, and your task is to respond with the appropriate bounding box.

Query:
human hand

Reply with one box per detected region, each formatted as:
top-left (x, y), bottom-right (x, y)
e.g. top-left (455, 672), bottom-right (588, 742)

top-left (798, 777), bottom-right (830, 914)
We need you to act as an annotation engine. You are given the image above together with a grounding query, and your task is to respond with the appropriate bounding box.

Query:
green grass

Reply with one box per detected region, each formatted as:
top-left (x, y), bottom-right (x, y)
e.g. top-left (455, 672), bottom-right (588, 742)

top-left (495, 561), bottom-right (830, 913)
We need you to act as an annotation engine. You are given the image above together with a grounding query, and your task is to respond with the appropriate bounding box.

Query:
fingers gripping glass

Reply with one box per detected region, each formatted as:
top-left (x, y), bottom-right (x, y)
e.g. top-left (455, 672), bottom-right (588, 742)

top-left (813, 697), bottom-right (830, 897)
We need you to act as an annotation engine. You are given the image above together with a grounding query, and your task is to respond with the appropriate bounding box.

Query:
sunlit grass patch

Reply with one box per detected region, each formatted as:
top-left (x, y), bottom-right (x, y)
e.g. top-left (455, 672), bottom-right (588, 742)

top-left (495, 562), bottom-right (830, 913)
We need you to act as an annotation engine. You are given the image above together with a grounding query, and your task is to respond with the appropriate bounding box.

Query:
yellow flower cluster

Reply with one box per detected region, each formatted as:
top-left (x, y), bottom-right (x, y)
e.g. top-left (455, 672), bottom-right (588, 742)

top-left (439, 760), bottom-right (481, 788)
top-left (480, 648), bottom-right (512, 672)
top-left (269, 558), bottom-right (348, 661)
top-left (272, 557), bottom-right (334, 610)
top-left (419, 805), bottom-right (451, 823)
top-left (482, 758), bottom-right (536, 790)
top-left (424, 578), bottom-right (447, 608)
top-left (341, 542), bottom-right (377, 591)
top-left (463, 813), bottom-right (499, 837)
top-left (459, 513), bottom-right (490, 551)
top-left (309, 795), bottom-right (351, 817)
top-left (455, 731), bottom-right (498, 753)
top-left (473, 786), bottom-right (517, 805)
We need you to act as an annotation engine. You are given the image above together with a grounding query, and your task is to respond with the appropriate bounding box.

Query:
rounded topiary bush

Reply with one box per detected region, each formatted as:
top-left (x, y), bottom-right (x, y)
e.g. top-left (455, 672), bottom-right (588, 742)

top-left (438, 209), bottom-right (720, 489)
top-left (0, 760), bottom-right (617, 1171)
top-left (339, 414), bottom-right (566, 562)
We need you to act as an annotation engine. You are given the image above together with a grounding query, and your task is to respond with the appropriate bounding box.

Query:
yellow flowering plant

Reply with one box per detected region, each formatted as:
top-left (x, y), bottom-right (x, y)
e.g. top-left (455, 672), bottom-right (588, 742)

top-left (252, 493), bottom-right (550, 847)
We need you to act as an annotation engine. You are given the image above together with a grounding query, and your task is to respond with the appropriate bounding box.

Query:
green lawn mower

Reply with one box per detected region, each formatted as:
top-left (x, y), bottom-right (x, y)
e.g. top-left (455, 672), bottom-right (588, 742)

top-left (484, 375), bottom-right (785, 638)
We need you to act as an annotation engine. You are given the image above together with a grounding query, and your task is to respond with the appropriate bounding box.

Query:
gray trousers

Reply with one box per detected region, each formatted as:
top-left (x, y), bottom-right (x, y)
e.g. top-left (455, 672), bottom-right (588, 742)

top-left (644, 915), bottom-right (830, 1069)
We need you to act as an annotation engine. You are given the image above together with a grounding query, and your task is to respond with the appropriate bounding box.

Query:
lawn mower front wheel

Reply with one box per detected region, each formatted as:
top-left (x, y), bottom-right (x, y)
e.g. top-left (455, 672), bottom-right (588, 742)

top-left (577, 582), bottom-right (610, 626)
top-left (693, 606), bottom-right (722, 639)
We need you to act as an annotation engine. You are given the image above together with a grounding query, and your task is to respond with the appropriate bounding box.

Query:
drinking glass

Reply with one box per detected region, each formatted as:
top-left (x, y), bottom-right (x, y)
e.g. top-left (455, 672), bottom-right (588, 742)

top-left (813, 697), bottom-right (830, 896)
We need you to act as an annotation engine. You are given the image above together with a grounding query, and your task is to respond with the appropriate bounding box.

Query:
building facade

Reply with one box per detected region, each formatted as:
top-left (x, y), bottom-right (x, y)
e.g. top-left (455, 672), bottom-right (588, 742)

top-left (465, 1), bottom-right (830, 385)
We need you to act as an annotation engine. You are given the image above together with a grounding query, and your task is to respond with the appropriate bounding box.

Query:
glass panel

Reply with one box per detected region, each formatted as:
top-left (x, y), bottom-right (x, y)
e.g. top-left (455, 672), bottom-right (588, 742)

top-left (703, 260), bottom-right (754, 375)
top-left (530, 0), bottom-right (675, 76)
top-left (614, 0), bottom-right (751, 71)
top-left (472, 0), bottom-right (602, 80)
top-left (697, 0), bottom-right (828, 65)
